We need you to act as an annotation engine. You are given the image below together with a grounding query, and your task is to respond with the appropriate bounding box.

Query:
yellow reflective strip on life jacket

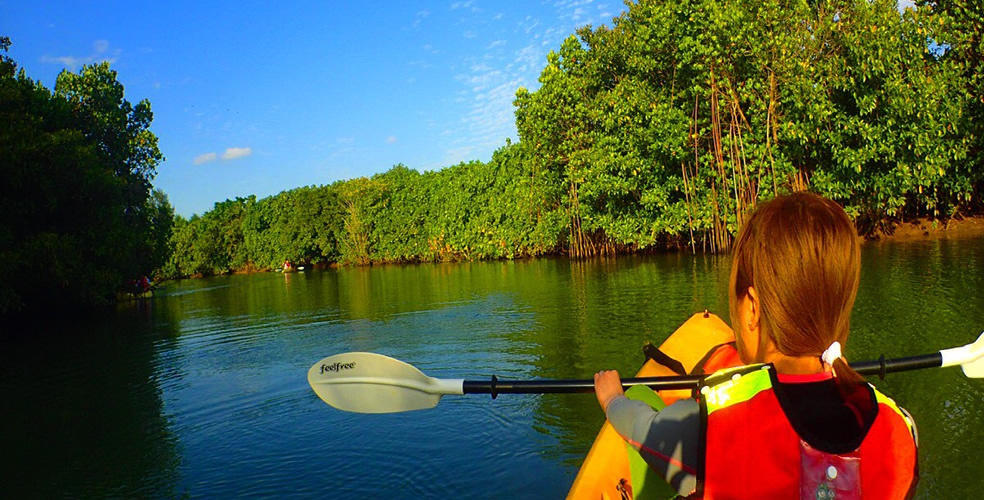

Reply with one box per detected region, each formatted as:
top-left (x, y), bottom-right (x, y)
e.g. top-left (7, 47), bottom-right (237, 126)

top-left (701, 363), bottom-right (767, 386)
top-left (702, 366), bottom-right (773, 415)
top-left (872, 386), bottom-right (916, 436)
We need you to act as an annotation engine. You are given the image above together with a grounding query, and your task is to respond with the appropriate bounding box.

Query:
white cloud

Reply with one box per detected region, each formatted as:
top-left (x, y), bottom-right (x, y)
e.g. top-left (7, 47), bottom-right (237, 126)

top-left (193, 152), bottom-right (217, 165)
top-left (386, 136), bottom-right (398, 144)
top-left (434, 0), bottom-right (621, 168)
top-left (554, 0), bottom-right (595, 8)
top-left (512, 44), bottom-right (540, 74)
top-left (221, 147), bottom-right (252, 160)
top-left (327, 138), bottom-right (357, 161)
top-left (471, 62), bottom-right (493, 73)
top-left (408, 58), bottom-right (434, 69)
top-left (554, 0), bottom-right (597, 23)
top-left (40, 55), bottom-right (83, 67)
top-left (523, 17), bottom-right (541, 34)
top-left (40, 39), bottom-right (119, 70)
top-left (412, 10), bottom-right (430, 28)
top-left (446, 43), bottom-right (533, 164)
top-left (444, 145), bottom-right (477, 165)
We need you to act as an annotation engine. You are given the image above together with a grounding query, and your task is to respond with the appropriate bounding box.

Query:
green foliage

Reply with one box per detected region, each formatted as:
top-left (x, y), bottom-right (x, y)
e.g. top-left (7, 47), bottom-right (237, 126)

top-left (161, 142), bottom-right (562, 278)
top-left (146, 189), bottom-right (175, 276)
top-left (917, 0), bottom-right (984, 208)
top-left (163, 0), bottom-right (982, 276)
top-left (515, 0), bottom-right (979, 250)
top-left (166, 198), bottom-right (246, 276)
top-left (368, 165), bottom-right (428, 262)
top-left (0, 40), bottom-right (167, 314)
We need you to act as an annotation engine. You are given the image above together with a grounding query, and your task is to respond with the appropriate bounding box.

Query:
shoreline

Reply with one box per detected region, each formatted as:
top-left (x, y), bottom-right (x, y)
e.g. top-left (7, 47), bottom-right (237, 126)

top-left (865, 215), bottom-right (984, 244)
top-left (161, 215), bottom-right (984, 281)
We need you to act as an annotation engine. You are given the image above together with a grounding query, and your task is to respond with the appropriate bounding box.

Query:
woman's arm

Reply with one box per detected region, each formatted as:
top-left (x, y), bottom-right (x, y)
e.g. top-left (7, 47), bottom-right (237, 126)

top-left (596, 370), bottom-right (700, 496)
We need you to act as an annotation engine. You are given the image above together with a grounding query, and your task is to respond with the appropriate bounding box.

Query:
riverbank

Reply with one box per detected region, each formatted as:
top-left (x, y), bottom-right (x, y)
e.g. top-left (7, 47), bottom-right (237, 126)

top-left (157, 214), bottom-right (984, 282)
top-left (868, 215), bottom-right (984, 243)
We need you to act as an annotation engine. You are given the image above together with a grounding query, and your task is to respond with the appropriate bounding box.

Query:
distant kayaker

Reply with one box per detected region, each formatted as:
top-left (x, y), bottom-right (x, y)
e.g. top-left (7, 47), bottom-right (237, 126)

top-left (594, 192), bottom-right (918, 498)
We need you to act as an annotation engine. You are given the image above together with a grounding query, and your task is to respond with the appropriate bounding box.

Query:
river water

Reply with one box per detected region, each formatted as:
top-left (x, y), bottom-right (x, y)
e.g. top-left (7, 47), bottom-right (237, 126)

top-left (2, 238), bottom-right (983, 498)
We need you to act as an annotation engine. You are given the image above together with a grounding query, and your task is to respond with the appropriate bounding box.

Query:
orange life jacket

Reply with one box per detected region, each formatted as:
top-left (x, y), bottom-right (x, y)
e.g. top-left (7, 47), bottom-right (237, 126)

top-left (697, 364), bottom-right (918, 499)
top-left (692, 342), bottom-right (743, 375)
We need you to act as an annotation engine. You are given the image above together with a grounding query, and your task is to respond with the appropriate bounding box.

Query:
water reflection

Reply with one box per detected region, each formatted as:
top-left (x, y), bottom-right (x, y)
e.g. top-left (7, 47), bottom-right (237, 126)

top-left (1, 238), bottom-right (982, 498)
top-left (853, 239), bottom-right (984, 499)
top-left (0, 306), bottom-right (182, 497)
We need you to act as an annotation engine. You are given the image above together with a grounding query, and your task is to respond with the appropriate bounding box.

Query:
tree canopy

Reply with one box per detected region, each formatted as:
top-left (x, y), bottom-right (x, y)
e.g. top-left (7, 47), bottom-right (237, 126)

top-left (0, 38), bottom-right (170, 314)
top-left (5, 0), bottom-right (983, 291)
top-left (515, 0), bottom-right (976, 252)
top-left (161, 0), bottom-right (983, 279)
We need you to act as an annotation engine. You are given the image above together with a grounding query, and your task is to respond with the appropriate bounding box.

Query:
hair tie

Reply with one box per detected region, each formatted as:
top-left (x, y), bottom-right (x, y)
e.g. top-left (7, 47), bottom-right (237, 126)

top-left (821, 341), bottom-right (842, 366)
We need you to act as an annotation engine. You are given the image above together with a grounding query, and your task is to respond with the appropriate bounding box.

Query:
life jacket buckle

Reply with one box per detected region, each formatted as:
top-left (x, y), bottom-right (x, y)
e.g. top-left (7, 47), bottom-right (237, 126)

top-left (799, 440), bottom-right (861, 500)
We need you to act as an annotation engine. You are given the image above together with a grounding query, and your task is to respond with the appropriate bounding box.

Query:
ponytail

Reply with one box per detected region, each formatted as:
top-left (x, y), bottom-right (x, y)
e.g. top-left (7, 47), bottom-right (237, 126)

top-left (824, 342), bottom-right (874, 421)
top-left (822, 341), bottom-right (865, 391)
top-left (831, 357), bottom-right (865, 388)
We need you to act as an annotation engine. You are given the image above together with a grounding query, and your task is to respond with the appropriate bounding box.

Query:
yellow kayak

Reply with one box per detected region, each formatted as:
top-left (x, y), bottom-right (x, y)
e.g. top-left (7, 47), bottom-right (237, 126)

top-left (567, 312), bottom-right (736, 499)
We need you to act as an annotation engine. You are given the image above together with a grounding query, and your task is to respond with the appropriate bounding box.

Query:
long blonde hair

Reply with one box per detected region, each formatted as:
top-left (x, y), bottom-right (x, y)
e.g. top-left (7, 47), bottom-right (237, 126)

top-left (729, 192), bottom-right (864, 387)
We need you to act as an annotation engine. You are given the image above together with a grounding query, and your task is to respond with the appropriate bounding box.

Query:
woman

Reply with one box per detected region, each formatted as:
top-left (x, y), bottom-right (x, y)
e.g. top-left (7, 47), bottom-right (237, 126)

top-left (594, 192), bottom-right (918, 499)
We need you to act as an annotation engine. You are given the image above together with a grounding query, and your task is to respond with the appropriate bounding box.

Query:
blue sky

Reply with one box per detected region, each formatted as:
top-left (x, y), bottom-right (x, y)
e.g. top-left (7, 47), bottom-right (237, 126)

top-left (3, 1), bottom-right (621, 216)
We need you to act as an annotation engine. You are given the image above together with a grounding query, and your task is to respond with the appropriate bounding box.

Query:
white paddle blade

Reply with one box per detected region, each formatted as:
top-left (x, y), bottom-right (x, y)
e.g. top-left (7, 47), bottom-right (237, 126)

top-left (961, 332), bottom-right (984, 378)
top-left (307, 352), bottom-right (463, 413)
top-left (940, 332), bottom-right (984, 378)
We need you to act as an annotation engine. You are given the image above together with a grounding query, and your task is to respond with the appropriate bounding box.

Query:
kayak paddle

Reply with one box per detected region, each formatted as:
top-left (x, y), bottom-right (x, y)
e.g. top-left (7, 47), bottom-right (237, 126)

top-left (308, 332), bottom-right (984, 414)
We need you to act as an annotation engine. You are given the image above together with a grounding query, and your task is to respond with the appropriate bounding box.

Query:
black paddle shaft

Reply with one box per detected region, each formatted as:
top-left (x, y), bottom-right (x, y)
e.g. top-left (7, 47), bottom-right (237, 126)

top-left (462, 375), bottom-right (703, 398)
top-left (460, 352), bottom-right (944, 398)
top-left (851, 352), bottom-right (943, 379)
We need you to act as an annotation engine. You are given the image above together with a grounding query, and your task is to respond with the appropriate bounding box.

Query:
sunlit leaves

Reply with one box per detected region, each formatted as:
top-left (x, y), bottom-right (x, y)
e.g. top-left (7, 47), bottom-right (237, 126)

top-left (515, 0), bottom-right (978, 247)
